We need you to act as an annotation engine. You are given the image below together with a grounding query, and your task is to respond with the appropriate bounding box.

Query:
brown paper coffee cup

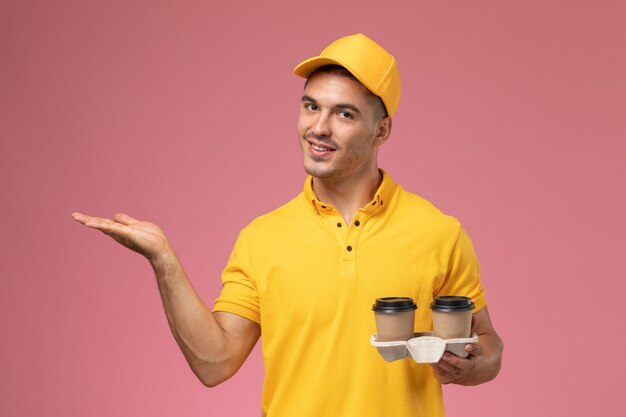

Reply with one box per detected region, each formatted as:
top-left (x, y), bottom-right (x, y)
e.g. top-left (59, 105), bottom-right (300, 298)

top-left (430, 296), bottom-right (474, 339)
top-left (372, 297), bottom-right (417, 342)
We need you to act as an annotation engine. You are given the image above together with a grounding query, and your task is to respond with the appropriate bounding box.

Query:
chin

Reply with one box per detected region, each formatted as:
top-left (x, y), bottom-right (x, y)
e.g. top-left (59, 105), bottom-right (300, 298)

top-left (303, 162), bottom-right (337, 179)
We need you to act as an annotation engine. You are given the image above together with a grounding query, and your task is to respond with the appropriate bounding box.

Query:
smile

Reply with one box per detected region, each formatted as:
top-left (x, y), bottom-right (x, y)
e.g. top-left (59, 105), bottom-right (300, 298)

top-left (311, 143), bottom-right (333, 152)
top-left (306, 139), bottom-right (336, 154)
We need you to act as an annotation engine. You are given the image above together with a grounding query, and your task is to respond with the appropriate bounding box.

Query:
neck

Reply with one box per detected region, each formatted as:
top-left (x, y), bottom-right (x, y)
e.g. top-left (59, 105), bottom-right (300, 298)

top-left (312, 168), bottom-right (382, 224)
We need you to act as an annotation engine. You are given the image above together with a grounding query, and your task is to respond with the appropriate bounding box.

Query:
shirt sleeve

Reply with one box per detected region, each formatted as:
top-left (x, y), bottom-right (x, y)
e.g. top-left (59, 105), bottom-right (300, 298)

top-left (434, 227), bottom-right (487, 312)
top-left (213, 230), bottom-right (261, 324)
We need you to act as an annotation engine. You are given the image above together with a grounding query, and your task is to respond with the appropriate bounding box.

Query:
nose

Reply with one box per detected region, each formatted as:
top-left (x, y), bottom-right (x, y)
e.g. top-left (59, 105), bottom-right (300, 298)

top-left (311, 112), bottom-right (331, 138)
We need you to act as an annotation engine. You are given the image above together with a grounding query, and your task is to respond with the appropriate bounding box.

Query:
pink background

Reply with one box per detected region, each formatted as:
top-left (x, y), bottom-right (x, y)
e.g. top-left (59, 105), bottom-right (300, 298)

top-left (2, 0), bottom-right (625, 415)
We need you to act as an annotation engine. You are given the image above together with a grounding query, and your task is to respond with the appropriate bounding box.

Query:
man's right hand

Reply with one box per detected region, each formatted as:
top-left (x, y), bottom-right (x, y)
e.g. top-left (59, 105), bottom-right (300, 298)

top-left (71, 211), bottom-right (261, 387)
top-left (72, 212), bottom-right (170, 262)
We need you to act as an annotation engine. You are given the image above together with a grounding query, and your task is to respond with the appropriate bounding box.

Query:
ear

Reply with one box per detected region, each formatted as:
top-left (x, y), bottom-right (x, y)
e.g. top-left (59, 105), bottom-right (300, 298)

top-left (374, 117), bottom-right (392, 146)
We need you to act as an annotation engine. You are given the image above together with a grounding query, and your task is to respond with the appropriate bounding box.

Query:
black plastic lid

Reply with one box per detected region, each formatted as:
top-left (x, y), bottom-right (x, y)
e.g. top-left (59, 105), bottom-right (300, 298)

top-left (430, 296), bottom-right (474, 312)
top-left (372, 297), bottom-right (417, 313)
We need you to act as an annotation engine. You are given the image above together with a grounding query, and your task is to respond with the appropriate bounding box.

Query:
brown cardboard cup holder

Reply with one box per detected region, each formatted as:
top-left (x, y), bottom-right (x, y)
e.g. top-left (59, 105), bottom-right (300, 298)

top-left (370, 332), bottom-right (479, 363)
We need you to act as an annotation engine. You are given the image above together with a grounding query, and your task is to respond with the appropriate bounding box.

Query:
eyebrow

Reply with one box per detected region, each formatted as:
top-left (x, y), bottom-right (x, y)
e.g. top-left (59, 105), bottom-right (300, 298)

top-left (301, 95), bottom-right (361, 114)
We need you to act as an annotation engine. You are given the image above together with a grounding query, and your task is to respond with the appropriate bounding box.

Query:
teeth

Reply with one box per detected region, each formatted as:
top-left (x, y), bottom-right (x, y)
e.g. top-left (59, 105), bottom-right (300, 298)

top-left (312, 144), bottom-right (331, 152)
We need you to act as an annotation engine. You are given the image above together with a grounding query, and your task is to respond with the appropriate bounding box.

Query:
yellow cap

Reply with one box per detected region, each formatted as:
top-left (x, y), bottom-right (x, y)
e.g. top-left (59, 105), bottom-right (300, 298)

top-left (294, 33), bottom-right (401, 117)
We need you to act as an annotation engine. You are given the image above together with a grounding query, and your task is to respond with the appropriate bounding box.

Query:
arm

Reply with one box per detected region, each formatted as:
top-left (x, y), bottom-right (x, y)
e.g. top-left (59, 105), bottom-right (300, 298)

top-left (430, 306), bottom-right (503, 386)
top-left (72, 212), bottom-right (260, 387)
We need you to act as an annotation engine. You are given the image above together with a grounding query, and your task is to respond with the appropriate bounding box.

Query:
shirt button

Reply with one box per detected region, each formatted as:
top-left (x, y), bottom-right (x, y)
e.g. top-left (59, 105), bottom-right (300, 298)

top-left (354, 220), bottom-right (360, 226)
top-left (371, 201), bottom-right (376, 206)
top-left (380, 200), bottom-right (384, 206)
top-left (321, 205), bottom-right (327, 209)
top-left (346, 245), bottom-right (352, 251)
top-left (337, 223), bottom-right (342, 227)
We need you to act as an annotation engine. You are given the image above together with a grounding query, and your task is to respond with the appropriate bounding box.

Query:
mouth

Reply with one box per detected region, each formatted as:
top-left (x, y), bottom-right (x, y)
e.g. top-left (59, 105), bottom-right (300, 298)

top-left (308, 140), bottom-right (336, 153)
top-left (304, 133), bottom-right (338, 156)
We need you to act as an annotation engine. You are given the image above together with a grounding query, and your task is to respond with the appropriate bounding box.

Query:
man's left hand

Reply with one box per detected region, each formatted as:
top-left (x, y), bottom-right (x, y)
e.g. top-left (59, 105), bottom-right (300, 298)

top-left (431, 343), bottom-right (482, 385)
top-left (430, 307), bottom-right (503, 386)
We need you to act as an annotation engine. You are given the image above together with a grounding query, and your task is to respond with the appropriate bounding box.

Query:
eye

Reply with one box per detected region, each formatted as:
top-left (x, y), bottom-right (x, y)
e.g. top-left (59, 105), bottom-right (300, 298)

top-left (338, 111), bottom-right (353, 119)
top-left (304, 103), bottom-right (318, 111)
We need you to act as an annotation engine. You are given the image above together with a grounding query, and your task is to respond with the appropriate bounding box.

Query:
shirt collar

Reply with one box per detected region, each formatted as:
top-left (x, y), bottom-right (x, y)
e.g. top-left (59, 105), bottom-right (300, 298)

top-left (303, 169), bottom-right (396, 215)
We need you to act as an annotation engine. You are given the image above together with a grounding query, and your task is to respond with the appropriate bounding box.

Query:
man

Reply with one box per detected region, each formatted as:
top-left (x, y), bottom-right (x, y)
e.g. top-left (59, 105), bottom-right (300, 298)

top-left (73, 34), bottom-right (502, 416)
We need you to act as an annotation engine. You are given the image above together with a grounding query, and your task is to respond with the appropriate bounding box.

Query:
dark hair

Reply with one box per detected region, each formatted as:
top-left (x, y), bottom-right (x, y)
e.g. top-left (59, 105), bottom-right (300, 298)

top-left (307, 65), bottom-right (388, 119)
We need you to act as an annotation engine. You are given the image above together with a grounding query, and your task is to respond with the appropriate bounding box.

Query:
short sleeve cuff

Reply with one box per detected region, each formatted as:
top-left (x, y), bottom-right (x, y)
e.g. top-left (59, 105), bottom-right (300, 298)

top-left (213, 300), bottom-right (261, 325)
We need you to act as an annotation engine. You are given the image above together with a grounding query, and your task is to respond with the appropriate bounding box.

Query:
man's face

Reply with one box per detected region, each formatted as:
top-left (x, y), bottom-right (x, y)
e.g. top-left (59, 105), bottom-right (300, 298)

top-left (298, 71), bottom-right (389, 181)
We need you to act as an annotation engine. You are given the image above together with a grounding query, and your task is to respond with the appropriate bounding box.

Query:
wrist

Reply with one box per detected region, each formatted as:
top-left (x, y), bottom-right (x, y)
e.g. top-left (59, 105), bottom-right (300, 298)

top-left (148, 244), bottom-right (178, 272)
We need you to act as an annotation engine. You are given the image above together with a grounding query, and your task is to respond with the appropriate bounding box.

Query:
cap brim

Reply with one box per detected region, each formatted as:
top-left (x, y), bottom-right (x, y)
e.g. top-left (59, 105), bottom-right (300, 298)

top-left (293, 55), bottom-right (381, 99)
top-left (294, 56), bottom-right (352, 79)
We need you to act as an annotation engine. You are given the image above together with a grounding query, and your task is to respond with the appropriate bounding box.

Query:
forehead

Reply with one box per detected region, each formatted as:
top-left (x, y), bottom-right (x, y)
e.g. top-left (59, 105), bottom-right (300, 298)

top-left (303, 71), bottom-right (373, 105)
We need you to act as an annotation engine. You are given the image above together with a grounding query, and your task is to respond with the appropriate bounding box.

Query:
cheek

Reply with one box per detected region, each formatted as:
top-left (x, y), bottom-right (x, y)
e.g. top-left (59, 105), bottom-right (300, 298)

top-left (347, 130), bottom-right (376, 156)
top-left (297, 114), bottom-right (307, 135)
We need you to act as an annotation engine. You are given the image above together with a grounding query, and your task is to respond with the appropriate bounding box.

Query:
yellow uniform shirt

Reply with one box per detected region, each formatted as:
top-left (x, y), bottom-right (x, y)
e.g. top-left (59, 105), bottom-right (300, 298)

top-left (214, 170), bottom-right (486, 417)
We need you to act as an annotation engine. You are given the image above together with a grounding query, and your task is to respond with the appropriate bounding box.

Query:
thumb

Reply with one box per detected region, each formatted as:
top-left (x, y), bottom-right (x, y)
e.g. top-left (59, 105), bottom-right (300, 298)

top-left (465, 343), bottom-right (482, 357)
top-left (114, 213), bottom-right (139, 225)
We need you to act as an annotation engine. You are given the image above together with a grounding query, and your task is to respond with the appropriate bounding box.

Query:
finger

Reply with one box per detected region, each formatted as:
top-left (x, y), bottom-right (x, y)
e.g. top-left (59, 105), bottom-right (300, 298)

top-left (71, 212), bottom-right (91, 224)
top-left (90, 219), bottom-right (128, 233)
top-left (430, 364), bottom-right (454, 384)
top-left (465, 343), bottom-right (482, 357)
top-left (72, 212), bottom-right (111, 226)
top-left (441, 352), bottom-right (474, 372)
top-left (80, 216), bottom-right (130, 236)
top-left (114, 213), bottom-right (139, 225)
top-left (433, 356), bottom-right (460, 376)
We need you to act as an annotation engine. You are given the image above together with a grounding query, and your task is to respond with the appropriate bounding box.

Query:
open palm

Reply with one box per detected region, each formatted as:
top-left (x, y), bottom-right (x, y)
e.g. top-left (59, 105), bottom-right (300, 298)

top-left (72, 212), bottom-right (169, 260)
